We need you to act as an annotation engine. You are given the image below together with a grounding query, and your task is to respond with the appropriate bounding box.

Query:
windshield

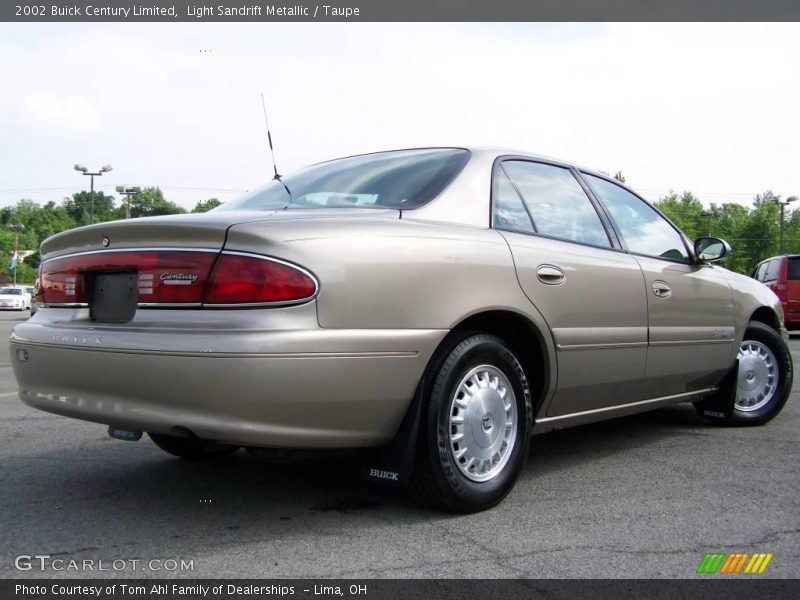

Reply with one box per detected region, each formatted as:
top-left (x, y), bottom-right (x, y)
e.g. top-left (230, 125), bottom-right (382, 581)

top-left (0, 288), bottom-right (22, 295)
top-left (216, 148), bottom-right (470, 212)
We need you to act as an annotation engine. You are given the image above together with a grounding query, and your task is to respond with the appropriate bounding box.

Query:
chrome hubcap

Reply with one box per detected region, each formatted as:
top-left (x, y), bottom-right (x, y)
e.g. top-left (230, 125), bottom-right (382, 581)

top-left (735, 340), bottom-right (778, 412)
top-left (448, 365), bottom-right (517, 482)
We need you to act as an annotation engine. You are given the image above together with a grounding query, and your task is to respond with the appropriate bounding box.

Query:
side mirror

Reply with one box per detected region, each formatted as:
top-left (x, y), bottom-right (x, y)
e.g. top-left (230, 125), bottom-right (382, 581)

top-left (694, 237), bottom-right (731, 262)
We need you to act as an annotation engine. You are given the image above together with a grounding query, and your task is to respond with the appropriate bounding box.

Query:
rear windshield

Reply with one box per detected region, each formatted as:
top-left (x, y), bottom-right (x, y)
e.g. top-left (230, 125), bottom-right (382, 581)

top-left (0, 288), bottom-right (22, 295)
top-left (788, 258), bottom-right (800, 280)
top-left (216, 148), bottom-right (470, 212)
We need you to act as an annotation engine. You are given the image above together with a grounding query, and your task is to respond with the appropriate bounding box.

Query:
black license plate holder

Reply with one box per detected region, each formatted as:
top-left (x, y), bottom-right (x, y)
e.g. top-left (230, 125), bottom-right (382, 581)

top-left (90, 272), bottom-right (138, 323)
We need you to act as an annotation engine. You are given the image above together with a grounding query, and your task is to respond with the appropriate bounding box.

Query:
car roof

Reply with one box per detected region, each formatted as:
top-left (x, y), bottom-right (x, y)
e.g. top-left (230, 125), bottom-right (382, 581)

top-left (311, 146), bottom-right (609, 180)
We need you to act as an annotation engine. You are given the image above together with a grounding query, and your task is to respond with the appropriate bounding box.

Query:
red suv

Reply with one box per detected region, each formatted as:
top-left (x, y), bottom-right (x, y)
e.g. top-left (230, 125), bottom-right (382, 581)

top-left (752, 255), bottom-right (800, 329)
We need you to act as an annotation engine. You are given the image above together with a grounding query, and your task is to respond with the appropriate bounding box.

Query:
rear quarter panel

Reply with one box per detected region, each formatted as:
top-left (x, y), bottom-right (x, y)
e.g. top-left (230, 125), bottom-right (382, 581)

top-left (224, 218), bottom-right (540, 330)
top-left (224, 217), bottom-right (559, 413)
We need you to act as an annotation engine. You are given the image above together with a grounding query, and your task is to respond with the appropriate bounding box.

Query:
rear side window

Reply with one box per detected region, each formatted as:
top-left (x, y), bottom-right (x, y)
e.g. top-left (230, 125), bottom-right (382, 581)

top-left (492, 168), bottom-right (535, 233)
top-left (788, 258), bottom-right (800, 280)
top-left (764, 260), bottom-right (781, 282)
top-left (218, 148), bottom-right (471, 211)
top-left (499, 161), bottom-right (611, 247)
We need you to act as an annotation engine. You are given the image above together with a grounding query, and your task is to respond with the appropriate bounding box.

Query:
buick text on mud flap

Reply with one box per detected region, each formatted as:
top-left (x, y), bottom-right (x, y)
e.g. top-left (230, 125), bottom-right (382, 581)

top-left (369, 468), bottom-right (399, 481)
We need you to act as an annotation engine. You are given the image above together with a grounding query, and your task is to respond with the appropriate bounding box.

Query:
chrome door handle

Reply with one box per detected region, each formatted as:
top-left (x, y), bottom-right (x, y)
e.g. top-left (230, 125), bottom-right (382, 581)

top-left (652, 281), bottom-right (671, 298)
top-left (536, 265), bottom-right (565, 285)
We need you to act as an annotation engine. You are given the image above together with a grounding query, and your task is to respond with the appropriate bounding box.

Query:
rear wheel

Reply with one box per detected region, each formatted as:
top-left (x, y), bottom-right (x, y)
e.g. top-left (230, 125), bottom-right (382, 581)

top-left (409, 333), bottom-right (533, 513)
top-left (698, 321), bottom-right (792, 426)
top-left (148, 433), bottom-right (239, 460)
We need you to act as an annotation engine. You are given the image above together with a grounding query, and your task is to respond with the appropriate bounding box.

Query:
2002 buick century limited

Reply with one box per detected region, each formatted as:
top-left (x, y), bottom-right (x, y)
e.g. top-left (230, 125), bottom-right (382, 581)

top-left (10, 147), bottom-right (793, 512)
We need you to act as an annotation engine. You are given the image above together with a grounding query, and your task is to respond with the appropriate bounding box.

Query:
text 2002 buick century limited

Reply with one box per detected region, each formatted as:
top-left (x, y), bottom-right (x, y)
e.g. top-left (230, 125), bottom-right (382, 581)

top-left (10, 148), bottom-right (793, 512)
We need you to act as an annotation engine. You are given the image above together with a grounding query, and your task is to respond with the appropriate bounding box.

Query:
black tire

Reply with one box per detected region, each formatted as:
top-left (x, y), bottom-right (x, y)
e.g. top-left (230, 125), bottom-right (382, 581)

top-left (408, 333), bottom-right (534, 513)
top-left (148, 433), bottom-right (239, 460)
top-left (698, 321), bottom-right (792, 426)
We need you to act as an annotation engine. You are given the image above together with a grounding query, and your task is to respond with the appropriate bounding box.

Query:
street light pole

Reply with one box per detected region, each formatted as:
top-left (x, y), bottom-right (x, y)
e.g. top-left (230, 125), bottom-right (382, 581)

top-left (778, 196), bottom-right (798, 255)
top-left (74, 164), bottom-right (113, 224)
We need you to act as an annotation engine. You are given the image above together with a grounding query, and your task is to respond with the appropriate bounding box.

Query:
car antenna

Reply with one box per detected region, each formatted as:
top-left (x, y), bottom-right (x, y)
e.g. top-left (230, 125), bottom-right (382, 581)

top-left (260, 94), bottom-right (292, 204)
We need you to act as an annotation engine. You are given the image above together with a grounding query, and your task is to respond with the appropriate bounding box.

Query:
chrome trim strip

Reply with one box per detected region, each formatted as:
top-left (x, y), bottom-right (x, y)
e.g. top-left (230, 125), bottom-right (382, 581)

top-left (536, 388), bottom-right (716, 426)
top-left (42, 247), bottom-right (220, 264)
top-left (649, 339), bottom-right (734, 347)
top-left (44, 303), bottom-right (89, 308)
top-left (10, 337), bottom-right (417, 359)
top-left (557, 342), bottom-right (648, 351)
top-left (138, 303), bottom-right (203, 308)
top-left (203, 299), bottom-right (315, 309)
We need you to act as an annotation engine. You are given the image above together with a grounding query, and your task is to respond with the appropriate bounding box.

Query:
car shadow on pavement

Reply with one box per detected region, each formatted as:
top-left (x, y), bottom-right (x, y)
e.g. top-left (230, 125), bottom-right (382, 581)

top-left (0, 402), bottom-right (743, 576)
top-left (4, 403), bottom-right (716, 526)
top-left (524, 403), bottom-right (714, 478)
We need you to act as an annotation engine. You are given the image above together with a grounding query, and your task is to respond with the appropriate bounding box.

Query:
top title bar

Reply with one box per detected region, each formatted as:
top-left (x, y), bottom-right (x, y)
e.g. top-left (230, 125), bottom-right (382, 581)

top-left (3, 0), bottom-right (800, 22)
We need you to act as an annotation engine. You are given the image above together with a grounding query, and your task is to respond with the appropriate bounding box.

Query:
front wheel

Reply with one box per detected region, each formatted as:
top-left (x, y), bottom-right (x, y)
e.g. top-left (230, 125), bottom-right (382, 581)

top-left (409, 333), bottom-right (534, 513)
top-left (148, 433), bottom-right (239, 460)
top-left (698, 321), bottom-right (793, 426)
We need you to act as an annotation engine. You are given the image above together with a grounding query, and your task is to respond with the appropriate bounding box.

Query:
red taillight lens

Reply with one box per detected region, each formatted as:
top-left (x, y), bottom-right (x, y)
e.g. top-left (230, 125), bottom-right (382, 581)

top-left (205, 253), bottom-right (317, 305)
top-left (38, 250), bottom-right (317, 308)
top-left (40, 251), bottom-right (218, 305)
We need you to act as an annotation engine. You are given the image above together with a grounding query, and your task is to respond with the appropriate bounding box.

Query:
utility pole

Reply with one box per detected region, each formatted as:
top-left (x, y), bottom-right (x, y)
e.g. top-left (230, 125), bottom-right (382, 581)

top-left (778, 196), bottom-right (798, 254)
top-left (116, 186), bottom-right (141, 219)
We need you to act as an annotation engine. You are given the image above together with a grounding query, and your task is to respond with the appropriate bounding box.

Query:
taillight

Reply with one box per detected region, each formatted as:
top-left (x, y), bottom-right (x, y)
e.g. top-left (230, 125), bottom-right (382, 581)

top-left (205, 253), bottom-right (317, 305)
top-left (776, 282), bottom-right (788, 303)
top-left (38, 249), bottom-right (317, 308)
top-left (40, 250), bottom-right (218, 305)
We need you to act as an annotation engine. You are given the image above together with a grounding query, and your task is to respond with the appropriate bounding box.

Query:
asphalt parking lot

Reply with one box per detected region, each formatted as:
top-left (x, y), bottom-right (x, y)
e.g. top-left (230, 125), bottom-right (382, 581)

top-left (0, 310), bottom-right (798, 579)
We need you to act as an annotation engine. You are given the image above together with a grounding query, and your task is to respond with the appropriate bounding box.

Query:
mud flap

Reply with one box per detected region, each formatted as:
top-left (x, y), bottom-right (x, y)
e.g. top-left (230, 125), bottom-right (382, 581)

top-left (694, 359), bottom-right (738, 419)
top-left (361, 380), bottom-right (424, 485)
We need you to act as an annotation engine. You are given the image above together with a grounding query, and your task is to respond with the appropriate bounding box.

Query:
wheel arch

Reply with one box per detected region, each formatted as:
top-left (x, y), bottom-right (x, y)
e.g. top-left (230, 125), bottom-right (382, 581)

top-left (444, 309), bottom-right (553, 417)
top-left (749, 306), bottom-right (782, 332)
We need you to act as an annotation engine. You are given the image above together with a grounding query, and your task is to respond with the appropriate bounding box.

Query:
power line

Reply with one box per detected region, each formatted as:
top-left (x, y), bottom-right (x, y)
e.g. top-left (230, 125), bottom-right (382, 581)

top-left (0, 184), bottom-right (248, 193)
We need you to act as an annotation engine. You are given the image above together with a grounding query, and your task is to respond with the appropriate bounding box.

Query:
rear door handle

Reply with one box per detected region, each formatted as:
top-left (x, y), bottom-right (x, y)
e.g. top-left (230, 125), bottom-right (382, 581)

top-left (536, 265), bottom-right (565, 285)
top-left (652, 281), bottom-right (672, 298)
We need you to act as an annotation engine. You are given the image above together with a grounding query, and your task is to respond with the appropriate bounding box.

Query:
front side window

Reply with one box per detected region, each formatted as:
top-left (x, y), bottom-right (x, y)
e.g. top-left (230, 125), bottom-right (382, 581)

top-left (217, 148), bottom-right (470, 212)
top-left (764, 259), bottom-right (781, 282)
top-left (753, 262), bottom-right (768, 281)
top-left (584, 174), bottom-right (689, 262)
top-left (499, 161), bottom-right (611, 247)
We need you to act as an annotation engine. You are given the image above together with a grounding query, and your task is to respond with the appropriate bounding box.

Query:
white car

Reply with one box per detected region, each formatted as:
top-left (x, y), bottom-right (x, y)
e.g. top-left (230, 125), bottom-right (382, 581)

top-left (0, 286), bottom-right (31, 311)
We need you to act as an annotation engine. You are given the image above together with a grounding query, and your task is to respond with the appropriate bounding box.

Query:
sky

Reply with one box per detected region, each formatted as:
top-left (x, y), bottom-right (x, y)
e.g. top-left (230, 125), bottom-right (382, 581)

top-left (0, 22), bottom-right (798, 211)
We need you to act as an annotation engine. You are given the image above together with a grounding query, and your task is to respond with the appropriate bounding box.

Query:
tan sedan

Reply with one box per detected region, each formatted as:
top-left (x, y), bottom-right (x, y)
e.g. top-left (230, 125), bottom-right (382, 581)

top-left (10, 147), bottom-right (793, 512)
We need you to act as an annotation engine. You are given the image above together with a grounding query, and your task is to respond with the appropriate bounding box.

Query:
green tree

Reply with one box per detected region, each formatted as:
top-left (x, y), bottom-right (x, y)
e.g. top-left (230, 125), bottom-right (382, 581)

top-left (654, 191), bottom-right (705, 239)
top-left (126, 187), bottom-right (186, 218)
top-left (192, 198), bottom-right (222, 213)
top-left (63, 191), bottom-right (117, 225)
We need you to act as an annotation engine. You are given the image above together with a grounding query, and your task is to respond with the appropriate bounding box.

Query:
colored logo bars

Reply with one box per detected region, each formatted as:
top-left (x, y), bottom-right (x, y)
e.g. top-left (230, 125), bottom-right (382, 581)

top-left (697, 552), bottom-right (773, 574)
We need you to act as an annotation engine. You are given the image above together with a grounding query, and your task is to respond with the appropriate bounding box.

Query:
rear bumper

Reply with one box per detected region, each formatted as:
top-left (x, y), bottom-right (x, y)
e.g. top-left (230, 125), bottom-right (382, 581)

top-left (10, 307), bottom-right (446, 448)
